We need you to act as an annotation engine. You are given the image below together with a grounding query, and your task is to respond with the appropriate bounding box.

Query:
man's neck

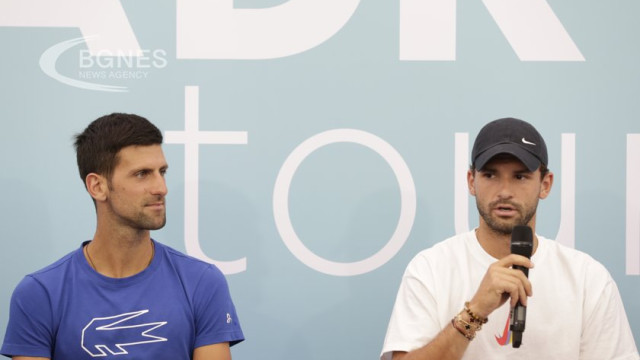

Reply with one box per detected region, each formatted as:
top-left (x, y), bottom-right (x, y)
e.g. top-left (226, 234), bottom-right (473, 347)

top-left (86, 226), bottom-right (154, 278)
top-left (475, 224), bottom-right (539, 260)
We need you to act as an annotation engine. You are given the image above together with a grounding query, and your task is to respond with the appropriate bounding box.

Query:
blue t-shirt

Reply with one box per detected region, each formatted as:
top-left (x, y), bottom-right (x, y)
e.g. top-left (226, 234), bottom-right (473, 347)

top-left (1, 240), bottom-right (244, 359)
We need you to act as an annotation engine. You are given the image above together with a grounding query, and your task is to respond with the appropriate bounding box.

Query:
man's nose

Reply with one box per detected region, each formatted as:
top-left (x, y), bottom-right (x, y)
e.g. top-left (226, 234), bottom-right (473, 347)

top-left (150, 172), bottom-right (168, 196)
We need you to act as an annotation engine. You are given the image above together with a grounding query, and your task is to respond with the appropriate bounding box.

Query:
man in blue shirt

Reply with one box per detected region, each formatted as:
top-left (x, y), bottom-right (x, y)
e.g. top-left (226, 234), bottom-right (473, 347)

top-left (2, 113), bottom-right (244, 360)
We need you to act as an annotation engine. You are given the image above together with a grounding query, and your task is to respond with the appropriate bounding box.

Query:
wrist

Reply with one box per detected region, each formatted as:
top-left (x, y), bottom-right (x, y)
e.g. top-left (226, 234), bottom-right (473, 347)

top-left (466, 300), bottom-right (490, 320)
top-left (451, 315), bottom-right (474, 341)
top-left (464, 301), bottom-right (489, 325)
top-left (450, 301), bottom-right (489, 341)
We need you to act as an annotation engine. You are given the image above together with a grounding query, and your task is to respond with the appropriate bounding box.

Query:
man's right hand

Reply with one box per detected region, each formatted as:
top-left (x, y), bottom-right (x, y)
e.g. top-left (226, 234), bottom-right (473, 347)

top-left (467, 254), bottom-right (534, 319)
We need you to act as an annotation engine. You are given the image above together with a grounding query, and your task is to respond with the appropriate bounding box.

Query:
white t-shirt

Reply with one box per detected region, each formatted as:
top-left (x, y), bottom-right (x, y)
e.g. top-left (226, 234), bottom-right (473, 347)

top-left (381, 231), bottom-right (639, 360)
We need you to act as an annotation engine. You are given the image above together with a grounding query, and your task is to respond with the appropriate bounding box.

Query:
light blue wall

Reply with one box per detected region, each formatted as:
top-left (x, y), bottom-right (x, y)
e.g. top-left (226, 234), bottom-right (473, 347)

top-left (1, 1), bottom-right (638, 359)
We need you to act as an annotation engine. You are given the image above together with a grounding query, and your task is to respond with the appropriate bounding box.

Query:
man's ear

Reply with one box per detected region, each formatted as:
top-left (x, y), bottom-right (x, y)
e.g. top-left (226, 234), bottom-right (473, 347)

top-left (539, 171), bottom-right (554, 199)
top-left (467, 170), bottom-right (476, 196)
top-left (85, 173), bottom-right (108, 202)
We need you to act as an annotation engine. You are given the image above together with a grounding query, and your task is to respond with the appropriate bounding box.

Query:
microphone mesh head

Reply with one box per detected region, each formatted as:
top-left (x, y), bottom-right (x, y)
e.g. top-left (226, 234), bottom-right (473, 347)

top-left (512, 225), bottom-right (532, 242)
top-left (511, 225), bottom-right (533, 258)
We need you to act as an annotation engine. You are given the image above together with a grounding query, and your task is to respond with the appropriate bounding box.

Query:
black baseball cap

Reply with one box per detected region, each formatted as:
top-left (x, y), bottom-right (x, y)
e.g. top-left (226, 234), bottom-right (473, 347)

top-left (471, 118), bottom-right (548, 172)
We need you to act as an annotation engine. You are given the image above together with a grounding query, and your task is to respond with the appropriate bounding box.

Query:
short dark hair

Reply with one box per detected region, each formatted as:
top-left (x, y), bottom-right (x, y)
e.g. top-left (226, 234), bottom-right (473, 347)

top-left (74, 113), bottom-right (163, 184)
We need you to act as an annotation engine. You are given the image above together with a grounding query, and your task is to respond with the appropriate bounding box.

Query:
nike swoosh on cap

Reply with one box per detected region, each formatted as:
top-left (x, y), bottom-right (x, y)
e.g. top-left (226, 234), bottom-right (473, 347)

top-left (521, 138), bottom-right (536, 145)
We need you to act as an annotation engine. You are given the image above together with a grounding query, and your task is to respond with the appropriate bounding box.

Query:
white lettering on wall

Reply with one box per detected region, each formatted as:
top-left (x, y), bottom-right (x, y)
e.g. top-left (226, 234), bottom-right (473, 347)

top-left (2, 0), bottom-right (583, 61)
top-left (556, 133), bottom-right (576, 248)
top-left (0, 0), bottom-right (140, 54)
top-left (273, 129), bottom-right (416, 276)
top-left (176, 0), bottom-right (360, 59)
top-left (400, 0), bottom-right (585, 61)
top-left (165, 86), bottom-right (248, 274)
top-left (400, 0), bottom-right (456, 61)
top-left (454, 133), bottom-right (470, 233)
top-left (627, 134), bottom-right (640, 275)
top-left (483, 0), bottom-right (584, 61)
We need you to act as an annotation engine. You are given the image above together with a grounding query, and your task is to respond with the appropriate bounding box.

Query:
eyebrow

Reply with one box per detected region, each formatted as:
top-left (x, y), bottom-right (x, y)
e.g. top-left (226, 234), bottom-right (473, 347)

top-left (128, 164), bottom-right (169, 175)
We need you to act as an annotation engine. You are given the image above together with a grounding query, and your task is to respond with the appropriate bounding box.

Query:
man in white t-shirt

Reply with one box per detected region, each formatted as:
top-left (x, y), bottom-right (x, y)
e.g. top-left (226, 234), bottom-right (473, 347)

top-left (381, 118), bottom-right (639, 360)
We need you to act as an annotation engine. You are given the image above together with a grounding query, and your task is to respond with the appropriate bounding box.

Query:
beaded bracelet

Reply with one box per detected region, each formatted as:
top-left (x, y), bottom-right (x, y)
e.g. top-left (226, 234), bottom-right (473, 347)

top-left (451, 302), bottom-right (489, 341)
top-left (464, 301), bottom-right (488, 325)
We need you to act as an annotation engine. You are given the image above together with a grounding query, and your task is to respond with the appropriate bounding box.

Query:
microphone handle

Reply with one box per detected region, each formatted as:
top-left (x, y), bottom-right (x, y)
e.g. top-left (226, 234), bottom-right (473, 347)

top-left (511, 302), bottom-right (526, 348)
top-left (510, 264), bottom-right (529, 348)
top-left (509, 225), bottom-right (533, 349)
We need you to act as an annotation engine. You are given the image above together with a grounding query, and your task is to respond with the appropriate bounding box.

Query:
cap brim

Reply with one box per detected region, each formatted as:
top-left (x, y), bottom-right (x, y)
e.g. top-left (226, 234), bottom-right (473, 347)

top-left (474, 144), bottom-right (541, 172)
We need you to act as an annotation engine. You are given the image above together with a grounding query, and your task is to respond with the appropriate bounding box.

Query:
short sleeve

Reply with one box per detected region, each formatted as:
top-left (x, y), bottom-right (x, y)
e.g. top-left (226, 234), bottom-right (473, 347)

top-left (380, 255), bottom-right (442, 360)
top-left (191, 265), bottom-right (245, 349)
top-left (579, 264), bottom-right (639, 360)
top-left (1, 276), bottom-right (55, 358)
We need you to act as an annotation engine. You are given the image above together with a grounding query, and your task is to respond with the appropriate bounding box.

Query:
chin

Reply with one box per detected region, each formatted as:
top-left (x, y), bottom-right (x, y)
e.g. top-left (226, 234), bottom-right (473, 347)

top-left (150, 220), bottom-right (167, 230)
top-left (487, 220), bottom-right (520, 235)
top-left (140, 217), bottom-right (166, 231)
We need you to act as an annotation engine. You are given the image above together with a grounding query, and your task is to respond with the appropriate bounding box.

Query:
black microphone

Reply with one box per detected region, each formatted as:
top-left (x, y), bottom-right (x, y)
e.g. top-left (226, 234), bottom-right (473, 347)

top-left (509, 225), bottom-right (533, 348)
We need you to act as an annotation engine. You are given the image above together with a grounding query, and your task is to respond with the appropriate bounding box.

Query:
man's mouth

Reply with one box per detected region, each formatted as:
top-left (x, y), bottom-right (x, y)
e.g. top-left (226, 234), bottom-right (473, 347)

top-left (493, 203), bottom-right (517, 216)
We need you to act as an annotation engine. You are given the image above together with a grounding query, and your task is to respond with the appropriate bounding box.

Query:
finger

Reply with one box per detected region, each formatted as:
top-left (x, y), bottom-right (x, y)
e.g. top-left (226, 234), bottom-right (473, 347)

top-left (511, 268), bottom-right (533, 297)
top-left (518, 279), bottom-right (528, 307)
top-left (509, 270), bottom-right (532, 306)
top-left (497, 275), bottom-right (522, 308)
top-left (498, 254), bottom-right (535, 269)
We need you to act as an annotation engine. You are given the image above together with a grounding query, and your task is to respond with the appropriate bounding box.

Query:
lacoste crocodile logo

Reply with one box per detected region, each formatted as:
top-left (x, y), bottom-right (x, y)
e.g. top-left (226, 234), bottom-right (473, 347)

top-left (81, 310), bottom-right (167, 357)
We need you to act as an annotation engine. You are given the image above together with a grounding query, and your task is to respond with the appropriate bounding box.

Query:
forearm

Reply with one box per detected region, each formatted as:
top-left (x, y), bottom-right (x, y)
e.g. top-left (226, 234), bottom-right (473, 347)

top-left (392, 303), bottom-right (491, 360)
top-left (392, 321), bottom-right (470, 360)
